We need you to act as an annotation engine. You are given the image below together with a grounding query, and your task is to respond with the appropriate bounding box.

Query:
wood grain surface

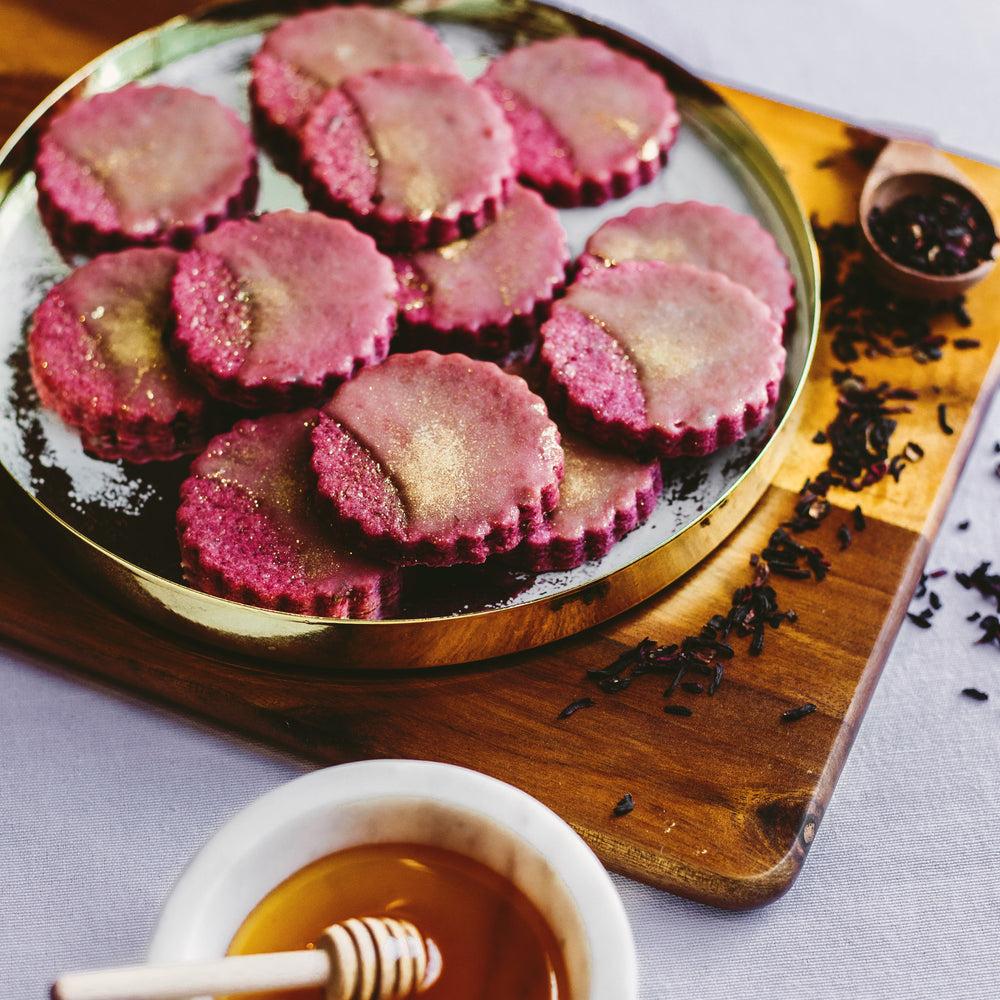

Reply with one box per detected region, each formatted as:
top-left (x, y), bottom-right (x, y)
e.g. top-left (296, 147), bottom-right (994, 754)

top-left (3, 0), bottom-right (1000, 910)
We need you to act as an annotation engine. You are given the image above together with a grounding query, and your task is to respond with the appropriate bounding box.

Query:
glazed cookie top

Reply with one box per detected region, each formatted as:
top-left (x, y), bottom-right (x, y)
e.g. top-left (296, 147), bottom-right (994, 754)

top-left (579, 200), bottom-right (795, 323)
top-left (301, 65), bottom-right (517, 249)
top-left (478, 36), bottom-right (679, 205)
top-left (311, 351), bottom-right (564, 565)
top-left (178, 409), bottom-right (400, 619)
top-left (28, 246), bottom-right (214, 462)
top-left (540, 429), bottom-right (661, 538)
top-left (171, 209), bottom-right (397, 408)
top-left (393, 183), bottom-right (569, 337)
top-left (540, 260), bottom-right (785, 458)
top-left (31, 247), bottom-right (184, 403)
top-left (36, 84), bottom-right (256, 245)
top-left (250, 4), bottom-right (459, 137)
top-left (511, 426), bottom-right (663, 572)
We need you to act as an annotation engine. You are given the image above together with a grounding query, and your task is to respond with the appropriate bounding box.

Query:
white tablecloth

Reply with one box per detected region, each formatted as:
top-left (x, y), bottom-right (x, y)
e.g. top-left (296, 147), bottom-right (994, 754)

top-left (4, 2), bottom-right (1000, 997)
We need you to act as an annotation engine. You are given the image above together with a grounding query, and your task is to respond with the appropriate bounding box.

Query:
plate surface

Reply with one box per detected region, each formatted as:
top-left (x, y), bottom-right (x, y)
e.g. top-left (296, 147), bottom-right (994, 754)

top-left (0, 0), bottom-right (818, 669)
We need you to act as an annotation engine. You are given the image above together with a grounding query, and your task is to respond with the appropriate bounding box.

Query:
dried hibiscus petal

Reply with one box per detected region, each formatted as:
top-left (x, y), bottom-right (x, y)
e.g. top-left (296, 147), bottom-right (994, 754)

top-left (613, 793), bottom-right (635, 816)
top-left (781, 702), bottom-right (817, 722)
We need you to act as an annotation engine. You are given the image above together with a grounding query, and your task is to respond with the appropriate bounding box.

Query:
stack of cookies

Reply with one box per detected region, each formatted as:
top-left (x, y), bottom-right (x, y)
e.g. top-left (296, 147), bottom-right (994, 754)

top-left (27, 4), bottom-right (793, 619)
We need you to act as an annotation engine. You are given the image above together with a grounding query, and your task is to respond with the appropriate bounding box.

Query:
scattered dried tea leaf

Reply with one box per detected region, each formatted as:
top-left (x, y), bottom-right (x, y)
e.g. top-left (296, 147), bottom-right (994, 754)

top-left (781, 702), bottom-right (817, 722)
top-left (558, 697), bottom-right (596, 719)
top-left (613, 793), bottom-right (635, 816)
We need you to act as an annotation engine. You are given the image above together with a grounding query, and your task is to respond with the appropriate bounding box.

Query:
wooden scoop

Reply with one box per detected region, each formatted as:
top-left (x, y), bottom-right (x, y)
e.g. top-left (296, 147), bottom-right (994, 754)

top-left (858, 139), bottom-right (999, 299)
top-left (51, 916), bottom-right (442, 1000)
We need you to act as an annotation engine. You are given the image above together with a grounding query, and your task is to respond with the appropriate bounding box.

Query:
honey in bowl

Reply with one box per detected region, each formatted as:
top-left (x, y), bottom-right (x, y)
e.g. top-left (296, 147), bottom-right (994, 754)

top-left (224, 841), bottom-right (572, 1000)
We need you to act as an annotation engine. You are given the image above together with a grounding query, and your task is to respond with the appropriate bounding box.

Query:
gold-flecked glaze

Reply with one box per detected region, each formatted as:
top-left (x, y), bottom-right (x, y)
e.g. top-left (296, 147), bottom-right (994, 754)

top-left (49, 85), bottom-right (252, 232)
top-left (347, 66), bottom-right (514, 219)
top-left (481, 35), bottom-right (679, 175)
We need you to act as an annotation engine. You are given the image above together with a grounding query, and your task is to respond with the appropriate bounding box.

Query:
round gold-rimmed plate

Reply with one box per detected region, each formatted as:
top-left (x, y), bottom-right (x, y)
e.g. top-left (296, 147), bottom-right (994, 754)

top-left (0, 0), bottom-right (819, 670)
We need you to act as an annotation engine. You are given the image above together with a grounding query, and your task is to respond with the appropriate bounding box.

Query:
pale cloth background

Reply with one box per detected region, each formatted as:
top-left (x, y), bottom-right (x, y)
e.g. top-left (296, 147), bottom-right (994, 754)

top-left (3, 1), bottom-right (1000, 997)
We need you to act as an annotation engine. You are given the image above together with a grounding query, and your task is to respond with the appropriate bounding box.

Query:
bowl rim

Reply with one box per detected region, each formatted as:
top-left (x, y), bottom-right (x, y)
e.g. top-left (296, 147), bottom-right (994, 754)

top-left (147, 759), bottom-right (637, 1000)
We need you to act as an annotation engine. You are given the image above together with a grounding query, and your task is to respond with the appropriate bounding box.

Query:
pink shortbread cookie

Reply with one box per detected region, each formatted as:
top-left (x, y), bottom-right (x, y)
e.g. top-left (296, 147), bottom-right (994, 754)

top-left (170, 209), bottom-right (397, 409)
top-left (310, 351), bottom-right (564, 567)
top-left (539, 260), bottom-right (786, 460)
top-left (35, 84), bottom-right (258, 257)
top-left (300, 65), bottom-right (517, 250)
top-left (578, 200), bottom-right (795, 324)
top-left (392, 184), bottom-right (569, 359)
top-left (28, 246), bottom-right (218, 463)
top-left (177, 409), bottom-right (400, 619)
top-left (250, 4), bottom-right (459, 168)
top-left (477, 36), bottom-right (680, 207)
top-left (507, 426), bottom-right (663, 572)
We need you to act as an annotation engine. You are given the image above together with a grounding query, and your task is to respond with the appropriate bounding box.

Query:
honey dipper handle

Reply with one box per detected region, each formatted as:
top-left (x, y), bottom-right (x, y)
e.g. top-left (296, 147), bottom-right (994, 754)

top-left (51, 948), bottom-right (330, 1000)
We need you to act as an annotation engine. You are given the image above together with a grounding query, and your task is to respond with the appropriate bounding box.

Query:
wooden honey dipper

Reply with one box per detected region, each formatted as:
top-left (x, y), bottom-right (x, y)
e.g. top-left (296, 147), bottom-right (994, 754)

top-left (52, 916), bottom-right (442, 1000)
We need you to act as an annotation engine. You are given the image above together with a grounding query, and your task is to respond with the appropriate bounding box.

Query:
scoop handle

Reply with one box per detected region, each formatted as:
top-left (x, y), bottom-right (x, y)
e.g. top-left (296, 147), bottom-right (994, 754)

top-left (51, 947), bottom-right (330, 1000)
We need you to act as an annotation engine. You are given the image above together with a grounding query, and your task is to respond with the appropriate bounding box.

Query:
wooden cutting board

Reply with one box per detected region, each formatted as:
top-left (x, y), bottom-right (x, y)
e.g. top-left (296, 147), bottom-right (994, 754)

top-left (3, 3), bottom-right (1000, 909)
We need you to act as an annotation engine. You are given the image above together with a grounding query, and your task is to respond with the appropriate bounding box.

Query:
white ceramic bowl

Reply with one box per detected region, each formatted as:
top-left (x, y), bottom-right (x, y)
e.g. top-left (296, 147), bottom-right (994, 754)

top-left (148, 759), bottom-right (637, 1000)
